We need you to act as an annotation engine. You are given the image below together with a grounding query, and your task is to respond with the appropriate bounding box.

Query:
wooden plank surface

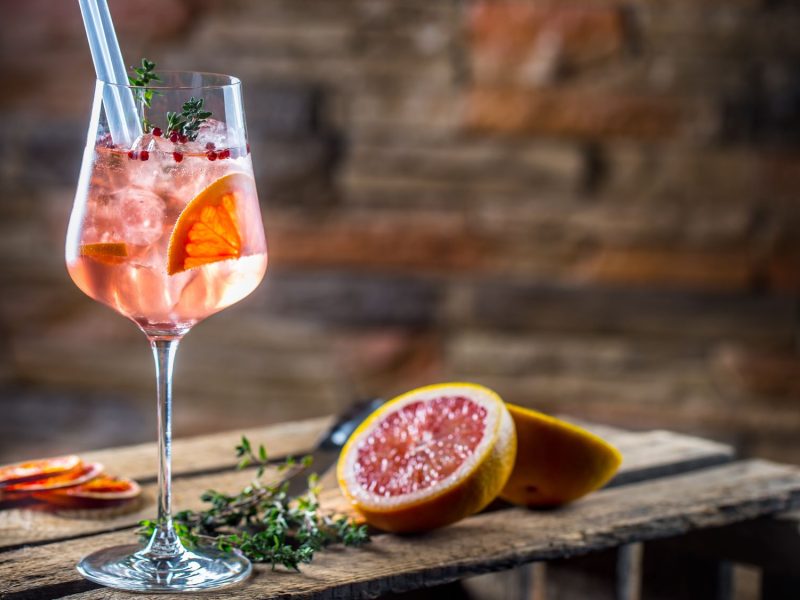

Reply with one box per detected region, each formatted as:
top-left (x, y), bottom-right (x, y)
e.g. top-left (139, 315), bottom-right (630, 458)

top-left (0, 423), bottom-right (734, 552)
top-left (80, 416), bottom-right (332, 483)
top-left (563, 422), bottom-right (734, 487)
top-left (0, 467), bottom-right (286, 551)
top-left (1, 460), bottom-right (798, 600)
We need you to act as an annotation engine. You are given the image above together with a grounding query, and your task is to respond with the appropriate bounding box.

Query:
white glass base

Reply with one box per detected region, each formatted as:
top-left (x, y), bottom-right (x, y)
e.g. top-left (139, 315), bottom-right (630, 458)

top-left (77, 543), bottom-right (252, 593)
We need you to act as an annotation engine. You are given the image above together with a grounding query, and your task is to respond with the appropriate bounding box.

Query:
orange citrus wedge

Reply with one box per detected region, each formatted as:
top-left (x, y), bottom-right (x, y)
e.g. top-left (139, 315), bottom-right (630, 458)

top-left (80, 243), bottom-right (128, 263)
top-left (337, 382), bottom-right (516, 533)
top-left (168, 173), bottom-right (253, 275)
top-left (500, 404), bottom-right (622, 507)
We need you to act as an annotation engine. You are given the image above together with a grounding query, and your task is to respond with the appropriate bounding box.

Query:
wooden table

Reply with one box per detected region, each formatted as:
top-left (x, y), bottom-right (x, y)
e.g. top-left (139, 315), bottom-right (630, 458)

top-left (2, 416), bottom-right (800, 599)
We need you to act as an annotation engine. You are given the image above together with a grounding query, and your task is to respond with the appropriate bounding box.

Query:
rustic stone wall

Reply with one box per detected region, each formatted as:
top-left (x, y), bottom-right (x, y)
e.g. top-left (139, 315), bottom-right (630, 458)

top-left (1, 0), bottom-right (798, 464)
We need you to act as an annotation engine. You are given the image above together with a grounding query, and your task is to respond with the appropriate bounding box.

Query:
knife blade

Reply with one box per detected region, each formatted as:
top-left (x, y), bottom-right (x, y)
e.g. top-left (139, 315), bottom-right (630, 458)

top-left (284, 397), bottom-right (385, 497)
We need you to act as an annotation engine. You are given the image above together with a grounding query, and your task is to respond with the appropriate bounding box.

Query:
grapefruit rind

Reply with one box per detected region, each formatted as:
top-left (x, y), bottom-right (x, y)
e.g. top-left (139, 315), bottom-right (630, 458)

top-left (167, 172), bottom-right (253, 275)
top-left (500, 403), bottom-right (622, 507)
top-left (337, 382), bottom-right (516, 533)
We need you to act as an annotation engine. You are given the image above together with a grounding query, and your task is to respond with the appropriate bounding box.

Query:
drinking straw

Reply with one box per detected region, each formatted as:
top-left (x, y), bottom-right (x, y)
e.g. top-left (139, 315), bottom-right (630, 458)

top-left (78, 0), bottom-right (141, 146)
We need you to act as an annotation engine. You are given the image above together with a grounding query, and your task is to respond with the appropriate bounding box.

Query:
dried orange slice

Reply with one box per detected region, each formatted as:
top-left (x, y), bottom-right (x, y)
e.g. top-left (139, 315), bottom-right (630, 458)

top-left (80, 243), bottom-right (128, 263)
top-left (168, 173), bottom-right (253, 275)
top-left (2, 462), bottom-right (103, 494)
top-left (337, 382), bottom-right (516, 533)
top-left (0, 455), bottom-right (82, 487)
top-left (500, 404), bottom-right (622, 507)
top-left (34, 474), bottom-right (141, 508)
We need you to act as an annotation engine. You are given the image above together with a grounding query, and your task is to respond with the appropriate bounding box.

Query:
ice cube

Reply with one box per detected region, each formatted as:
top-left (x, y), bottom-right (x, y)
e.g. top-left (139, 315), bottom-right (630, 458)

top-left (192, 118), bottom-right (228, 149)
top-left (129, 133), bottom-right (154, 152)
top-left (119, 186), bottom-right (166, 246)
top-left (146, 133), bottom-right (175, 156)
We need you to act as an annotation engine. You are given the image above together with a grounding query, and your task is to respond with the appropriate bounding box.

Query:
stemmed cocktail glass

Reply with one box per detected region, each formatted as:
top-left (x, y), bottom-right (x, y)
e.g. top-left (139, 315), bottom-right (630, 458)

top-left (65, 72), bottom-right (266, 591)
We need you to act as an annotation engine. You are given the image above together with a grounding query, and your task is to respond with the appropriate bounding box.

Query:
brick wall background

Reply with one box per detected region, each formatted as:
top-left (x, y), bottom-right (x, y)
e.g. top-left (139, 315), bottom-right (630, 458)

top-left (0, 0), bottom-right (798, 465)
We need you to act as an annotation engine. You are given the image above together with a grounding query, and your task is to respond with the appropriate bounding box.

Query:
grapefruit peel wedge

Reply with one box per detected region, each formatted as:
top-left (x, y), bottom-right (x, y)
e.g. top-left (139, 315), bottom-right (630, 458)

top-left (337, 382), bottom-right (516, 533)
top-left (500, 403), bottom-right (622, 507)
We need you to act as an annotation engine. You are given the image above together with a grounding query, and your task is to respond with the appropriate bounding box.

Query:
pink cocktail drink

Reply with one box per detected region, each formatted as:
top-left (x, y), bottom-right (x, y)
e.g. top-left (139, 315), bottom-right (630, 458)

top-left (66, 127), bottom-right (267, 336)
top-left (68, 70), bottom-right (263, 591)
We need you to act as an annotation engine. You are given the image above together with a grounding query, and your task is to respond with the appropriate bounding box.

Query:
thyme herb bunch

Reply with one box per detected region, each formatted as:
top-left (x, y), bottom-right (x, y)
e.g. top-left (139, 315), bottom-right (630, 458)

top-left (137, 436), bottom-right (369, 571)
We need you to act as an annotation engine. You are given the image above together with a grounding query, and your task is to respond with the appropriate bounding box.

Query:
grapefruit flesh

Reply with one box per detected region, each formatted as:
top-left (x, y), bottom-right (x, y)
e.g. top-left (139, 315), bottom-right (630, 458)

top-left (338, 382), bottom-right (516, 533)
top-left (500, 403), bottom-right (622, 507)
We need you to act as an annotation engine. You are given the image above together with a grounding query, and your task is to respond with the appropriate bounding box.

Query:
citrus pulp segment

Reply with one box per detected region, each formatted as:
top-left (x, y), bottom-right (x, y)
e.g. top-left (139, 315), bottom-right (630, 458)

top-left (337, 382), bottom-right (516, 533)
top-left (500, 403), bottom-right (622, 507)
top-left (167, 172), bottom-right (254, 275)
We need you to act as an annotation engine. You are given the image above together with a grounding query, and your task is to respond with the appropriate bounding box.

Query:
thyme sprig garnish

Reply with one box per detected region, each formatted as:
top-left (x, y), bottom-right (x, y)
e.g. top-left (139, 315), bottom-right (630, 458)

top-left (126, 59), bottom-right (212, 140)
top-left (137, 436), bottom-right (369, 571)
top-left (166, 97), bottom-right (212, 141)
top-left (128, 58), bottom-right (160, 107)
top-left (128, 58), bottom-right (160, 133)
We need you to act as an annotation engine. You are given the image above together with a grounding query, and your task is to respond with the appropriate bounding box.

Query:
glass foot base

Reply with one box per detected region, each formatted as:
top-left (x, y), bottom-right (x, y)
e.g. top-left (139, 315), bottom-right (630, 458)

top-left (77, 543), bottom-right (252, 592)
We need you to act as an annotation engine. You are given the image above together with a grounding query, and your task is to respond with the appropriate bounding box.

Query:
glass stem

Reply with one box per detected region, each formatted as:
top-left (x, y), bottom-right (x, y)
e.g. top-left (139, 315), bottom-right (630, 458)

top-left (144, 337), bottom-right (184, 559)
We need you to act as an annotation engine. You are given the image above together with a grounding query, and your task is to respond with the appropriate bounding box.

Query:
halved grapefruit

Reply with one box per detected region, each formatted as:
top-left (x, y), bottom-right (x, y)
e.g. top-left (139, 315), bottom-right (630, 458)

top-left (0, 455), bottom-right (82, 487)
top-left (2, 462), bottom-right (103, 495)
top-left (500, 404), bottom-right (622, 507)
top-left (168, 173), bottom-right (254, 275)
top-left (34, 474), bottom-right (141, 508)
top-left (337, 382), bottom-right (516, 533)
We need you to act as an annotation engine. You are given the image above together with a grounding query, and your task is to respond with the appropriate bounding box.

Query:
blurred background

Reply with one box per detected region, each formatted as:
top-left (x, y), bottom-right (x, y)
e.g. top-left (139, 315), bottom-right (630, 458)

top-left (0, 0), bottom-right (798, 465)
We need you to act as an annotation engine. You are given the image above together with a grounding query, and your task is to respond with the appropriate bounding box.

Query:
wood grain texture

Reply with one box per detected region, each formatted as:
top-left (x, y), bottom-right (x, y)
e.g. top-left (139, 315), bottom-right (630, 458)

top-left (565, 422), bottom-right (734, 487)
top-left (2, 460), bottom-right (799, 600)
top-left (0, 422), bottom-right (733, 553)
top-left (0, 467), bottom-right (288, 552)
top-left (610, 430), bottom-right (733, 486)
top-left (80, 416), bottom-right (332, 482)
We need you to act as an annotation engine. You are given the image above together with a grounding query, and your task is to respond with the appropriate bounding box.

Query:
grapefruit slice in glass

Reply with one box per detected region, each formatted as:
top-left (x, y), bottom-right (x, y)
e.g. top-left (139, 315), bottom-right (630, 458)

top-left (167, 173), bottom-right (253, 275)
top-left (80, 243), bottom-right (128, 264)
top-left (0, 455), bottom-right (82, 487)
top-left (337, 382), bottom-right (516, 533)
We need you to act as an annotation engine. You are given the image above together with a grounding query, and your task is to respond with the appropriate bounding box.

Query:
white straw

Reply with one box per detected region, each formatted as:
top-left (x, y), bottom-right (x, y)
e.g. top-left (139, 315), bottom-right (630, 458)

top-left (78, 0), bottom-right (141, 146)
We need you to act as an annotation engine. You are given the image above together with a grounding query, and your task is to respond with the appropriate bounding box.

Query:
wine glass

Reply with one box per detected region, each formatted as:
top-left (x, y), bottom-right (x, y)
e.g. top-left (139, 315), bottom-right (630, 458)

top-left (65, 72), bottom-right (267, 591)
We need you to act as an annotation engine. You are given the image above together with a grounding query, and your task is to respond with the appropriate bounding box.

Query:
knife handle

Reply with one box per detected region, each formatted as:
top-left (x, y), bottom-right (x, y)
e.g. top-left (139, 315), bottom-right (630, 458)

top-left (318, 398), bottom-right (385, 452)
